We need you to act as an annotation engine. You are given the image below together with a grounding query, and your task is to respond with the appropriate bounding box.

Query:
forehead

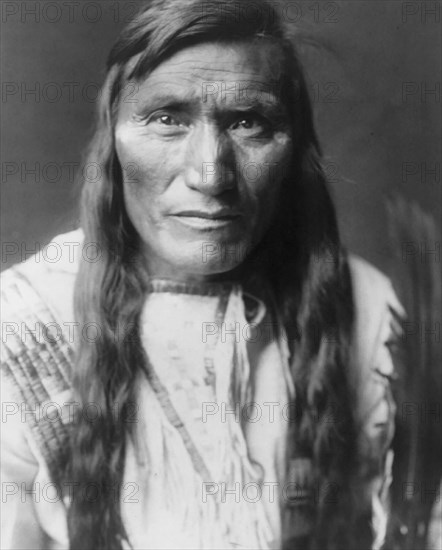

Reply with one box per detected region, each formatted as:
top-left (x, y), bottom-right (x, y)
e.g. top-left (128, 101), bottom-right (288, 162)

top-left (119, 41), bottom-right (286, 112)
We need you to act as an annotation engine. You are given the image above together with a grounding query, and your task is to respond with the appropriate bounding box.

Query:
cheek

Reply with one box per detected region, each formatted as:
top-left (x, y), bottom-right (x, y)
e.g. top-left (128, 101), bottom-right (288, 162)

top-left (238, 138), bottom-right (292, 211)
top-left (115, 131), bottom-right (171, 208)
top-left (116, 144), bottom-right (150, 187)
top-left (121, 168), bottom-right (156, 226)
top-left (122, 182), bottom-right (154, 238)
top-left (115, 146), bottom-right (159, 232)
top-left (115, 123), bottom-right (175, 185)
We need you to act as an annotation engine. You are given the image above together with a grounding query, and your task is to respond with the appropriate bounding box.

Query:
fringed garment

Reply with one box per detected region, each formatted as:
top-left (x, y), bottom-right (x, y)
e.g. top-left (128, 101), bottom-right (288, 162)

top-left (1, 229), bottom-right (404, 549)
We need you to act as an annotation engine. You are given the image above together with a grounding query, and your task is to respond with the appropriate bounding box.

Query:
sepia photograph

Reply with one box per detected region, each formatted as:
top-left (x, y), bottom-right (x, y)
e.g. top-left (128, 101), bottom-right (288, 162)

top-left (1, 1), bottom-right (441, 549)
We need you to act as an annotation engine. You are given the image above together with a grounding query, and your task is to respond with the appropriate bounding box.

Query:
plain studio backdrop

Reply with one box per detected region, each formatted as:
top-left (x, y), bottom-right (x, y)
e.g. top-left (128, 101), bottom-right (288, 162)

top-left (1, 0), bottom-right (441, 275)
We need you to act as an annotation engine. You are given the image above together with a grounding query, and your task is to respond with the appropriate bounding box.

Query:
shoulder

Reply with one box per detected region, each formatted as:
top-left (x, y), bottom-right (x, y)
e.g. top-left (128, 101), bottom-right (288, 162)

top-left (1, 229), bottom-right (82, 397)
top-left (348, 254), bottom-right (404, 346)
top-left (1, 232), bottom-right (78, 470)
top-left (1, 229), bottom-right (84, 325)
top-left (346, 254), bottom-right (405, 451)
top-left (348, 254), bottom-right (400, 310)
top-left (347, 253), bottom-right (405, 370)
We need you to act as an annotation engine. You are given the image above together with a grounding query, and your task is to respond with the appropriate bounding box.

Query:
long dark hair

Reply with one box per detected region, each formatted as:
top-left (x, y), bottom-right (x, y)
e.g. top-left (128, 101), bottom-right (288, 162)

top-left (64, 1), bottom-right (365, 548)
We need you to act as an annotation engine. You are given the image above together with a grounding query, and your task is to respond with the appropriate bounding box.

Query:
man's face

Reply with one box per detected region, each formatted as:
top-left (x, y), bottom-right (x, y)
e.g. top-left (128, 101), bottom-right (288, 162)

top-left (115, 41), bottom-right (293, 281)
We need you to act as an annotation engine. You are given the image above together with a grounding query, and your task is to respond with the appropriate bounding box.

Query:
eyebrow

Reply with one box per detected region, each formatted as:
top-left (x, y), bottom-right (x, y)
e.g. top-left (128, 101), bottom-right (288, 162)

top-left (133, 90), bottom-right (288, 119)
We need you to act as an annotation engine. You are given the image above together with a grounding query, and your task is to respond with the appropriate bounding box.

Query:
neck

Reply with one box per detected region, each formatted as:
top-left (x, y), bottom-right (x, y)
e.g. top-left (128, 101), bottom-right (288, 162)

top-left (143, 256), bottom-right (248, 286)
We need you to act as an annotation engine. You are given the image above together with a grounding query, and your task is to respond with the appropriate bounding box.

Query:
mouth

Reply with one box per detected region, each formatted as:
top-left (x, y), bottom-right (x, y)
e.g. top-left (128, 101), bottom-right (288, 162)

top-left (169, 209), bottom-right (243, 229)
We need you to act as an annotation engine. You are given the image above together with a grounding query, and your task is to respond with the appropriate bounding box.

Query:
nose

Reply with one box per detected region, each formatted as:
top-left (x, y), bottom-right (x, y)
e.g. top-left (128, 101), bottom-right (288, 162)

top-left (184, 122), bottom-right (235, 195)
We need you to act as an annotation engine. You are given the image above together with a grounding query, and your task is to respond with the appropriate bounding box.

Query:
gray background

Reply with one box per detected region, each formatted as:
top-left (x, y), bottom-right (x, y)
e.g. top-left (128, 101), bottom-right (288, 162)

top-left (1, 0), bottom-right (441, 275)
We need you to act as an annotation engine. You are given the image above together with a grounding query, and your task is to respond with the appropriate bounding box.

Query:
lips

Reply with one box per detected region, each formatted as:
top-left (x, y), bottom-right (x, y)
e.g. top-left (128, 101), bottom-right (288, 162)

top-left (171, 208), bottom-right (242, 220)
top-left (169, 208), bottom-right (242, 230)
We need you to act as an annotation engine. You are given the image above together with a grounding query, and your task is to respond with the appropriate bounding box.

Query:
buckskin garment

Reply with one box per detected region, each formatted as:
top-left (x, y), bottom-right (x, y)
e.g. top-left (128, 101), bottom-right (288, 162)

top-left (1, 230), bottom-right (404, 549)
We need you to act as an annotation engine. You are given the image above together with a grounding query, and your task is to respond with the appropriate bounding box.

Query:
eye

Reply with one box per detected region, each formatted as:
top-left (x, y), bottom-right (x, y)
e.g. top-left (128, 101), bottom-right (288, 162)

top-left (151, 113), bottom-right (182, 127)
top-left (230, 113), bottom-right (271, 136)
top-left (135, 110), bottom-right (189, 135)
top-left (233, 117), bottom-right (257, 129)
top-left (131, 110), bottom-right (188, 131)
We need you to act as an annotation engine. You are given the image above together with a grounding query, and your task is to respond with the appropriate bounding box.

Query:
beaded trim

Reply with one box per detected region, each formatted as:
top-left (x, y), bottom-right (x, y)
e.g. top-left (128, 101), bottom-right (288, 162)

top-left (1, 269), bottom-right (73, 489)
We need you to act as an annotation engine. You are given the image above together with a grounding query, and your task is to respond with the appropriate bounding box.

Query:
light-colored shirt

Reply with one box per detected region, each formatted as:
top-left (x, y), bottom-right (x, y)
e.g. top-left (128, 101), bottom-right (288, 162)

top-left (1, 230), bottom-right (403, 549)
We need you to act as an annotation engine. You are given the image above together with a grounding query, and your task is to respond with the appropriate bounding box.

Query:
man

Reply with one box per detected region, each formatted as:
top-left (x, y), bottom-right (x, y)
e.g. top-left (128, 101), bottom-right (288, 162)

top-left (1, 0), bottom-right (404, 548)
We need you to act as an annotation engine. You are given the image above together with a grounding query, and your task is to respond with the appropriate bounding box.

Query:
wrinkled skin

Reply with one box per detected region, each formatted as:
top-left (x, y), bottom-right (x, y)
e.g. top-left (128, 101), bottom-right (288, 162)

top-left (115, 41), bottom-right (293, 282)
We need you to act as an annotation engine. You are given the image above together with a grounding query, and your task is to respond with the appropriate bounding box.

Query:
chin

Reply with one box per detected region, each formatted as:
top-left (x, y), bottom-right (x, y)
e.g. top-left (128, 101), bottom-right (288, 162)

top-left (185, 255), bottom-right (243, 279)
top-left (171, 241), bottom-right (250, 279)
